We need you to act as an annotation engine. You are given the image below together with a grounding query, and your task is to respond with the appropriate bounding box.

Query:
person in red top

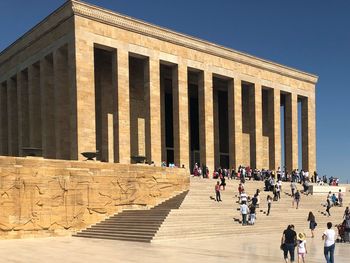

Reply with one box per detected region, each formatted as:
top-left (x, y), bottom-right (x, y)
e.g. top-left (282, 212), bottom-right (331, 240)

top-left (215, 181), bottom-right (222, 202)
top-left (238, 183), bottom-right (244, 195)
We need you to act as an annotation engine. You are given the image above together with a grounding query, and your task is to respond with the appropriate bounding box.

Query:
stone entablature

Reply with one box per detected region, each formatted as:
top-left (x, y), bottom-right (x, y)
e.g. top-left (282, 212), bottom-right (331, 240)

top-left (0, 0), bottom-right (317, 85)
top-left (0, 157), bottom-right (189, 239)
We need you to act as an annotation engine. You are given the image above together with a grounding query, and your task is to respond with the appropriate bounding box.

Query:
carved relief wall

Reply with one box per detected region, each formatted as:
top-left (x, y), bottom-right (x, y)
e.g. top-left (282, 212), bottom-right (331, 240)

top-left (0, 157), bottom-right (189, 239)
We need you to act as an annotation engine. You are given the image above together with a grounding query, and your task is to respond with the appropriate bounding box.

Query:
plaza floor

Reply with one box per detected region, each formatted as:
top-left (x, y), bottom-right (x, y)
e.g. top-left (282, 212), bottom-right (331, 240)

top-left (0, 230), bottom-right (348, 263)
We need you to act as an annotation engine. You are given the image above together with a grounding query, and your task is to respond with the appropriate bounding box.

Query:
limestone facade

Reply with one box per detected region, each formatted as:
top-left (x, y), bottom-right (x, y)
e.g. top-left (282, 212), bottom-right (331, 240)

top-left (0, 156), bottom-right (188, 239)
top-left (0, 0), bottom-right (318, 173)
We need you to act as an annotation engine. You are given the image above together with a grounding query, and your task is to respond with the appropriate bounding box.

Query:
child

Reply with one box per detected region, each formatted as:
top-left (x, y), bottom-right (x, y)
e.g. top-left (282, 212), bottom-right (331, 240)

top-left (249, 205), bottom-right (256, 225)
top-left (297, 232), bottom-right (307, 263)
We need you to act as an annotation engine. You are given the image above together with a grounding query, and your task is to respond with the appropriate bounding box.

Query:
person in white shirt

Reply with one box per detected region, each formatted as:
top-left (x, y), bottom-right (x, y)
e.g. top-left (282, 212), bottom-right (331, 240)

top-left (240, 191), bottom-right (248, 204)
top-left (240, 201), bottom-right (249, 226)
top-left (322, 222), bottom-right (335, 263)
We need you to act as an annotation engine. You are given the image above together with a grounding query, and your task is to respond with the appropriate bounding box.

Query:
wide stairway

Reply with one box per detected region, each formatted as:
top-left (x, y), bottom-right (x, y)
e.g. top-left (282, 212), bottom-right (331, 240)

top-left (74, 190), bottom-right (188, 242)
top-left (153, 177), bottom-right (347, 241)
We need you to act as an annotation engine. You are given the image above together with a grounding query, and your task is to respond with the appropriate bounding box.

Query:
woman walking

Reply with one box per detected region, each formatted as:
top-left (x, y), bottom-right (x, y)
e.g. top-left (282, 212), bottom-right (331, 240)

top-left (267, 195), bottom-right (272, 216)
top-left (281, 224), bottom-right (297, 263)
top-left (307, 211), bottom-right (317, 238)
top-left (325, 197), bottom-right (331, 216)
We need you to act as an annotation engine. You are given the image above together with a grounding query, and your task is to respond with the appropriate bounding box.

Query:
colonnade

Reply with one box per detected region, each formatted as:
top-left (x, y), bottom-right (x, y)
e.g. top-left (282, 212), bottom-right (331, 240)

top-left (0, 43), bottom-right (316, 174)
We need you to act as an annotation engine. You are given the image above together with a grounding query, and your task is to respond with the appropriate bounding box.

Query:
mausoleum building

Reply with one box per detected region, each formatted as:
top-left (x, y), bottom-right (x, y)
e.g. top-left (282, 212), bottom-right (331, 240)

top-left (0, 0), bottom-right (317, 173)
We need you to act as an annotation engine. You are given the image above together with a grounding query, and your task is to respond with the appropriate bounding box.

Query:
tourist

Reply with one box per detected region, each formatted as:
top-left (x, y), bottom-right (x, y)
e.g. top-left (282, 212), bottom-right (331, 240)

top-left (240, 190), bottom-right (248, 204)
top-left (238, 183), bottom-right (244, 195)
top-left (338, 189), bottom-right (344, 207)
top-left (307, 211), bottom-right (317, 238)
top-left (266, 195), bottom-right (272, 216)
top-left (240, 201), bottom-right (249, 226)
top-left (293, 190), bottom-right (301, 209)
top-left (215, 181), bottom-right (221, 202)
top-left (255, 189), bottom-right (261, 208)
top-left (331, 194), bottom-right (338, 206)
top-left (326, 196), bottom-right (331, 217)
top-left (220, 174), bottom-right (226, 190)
top-left (322, 222), bottom-right (335, 263)
top-left (249, 204), bottom-right (256, 225)
top-left (193, 163), bottom-right (199, 176)
top-left (251, 194), bottom-right (258, 207)
top-left (277, 179), bottom-right (282, 199)
top-left (344, 206), bottom-right (349, 219)
top-left (345, 213), bottom-right (350, 242)
top-left (281, 224), bottom-right (297, 263)
top-left (297, 232), bottom-right (307, 263)
top-left (291, 181), bottom-right (297, 197)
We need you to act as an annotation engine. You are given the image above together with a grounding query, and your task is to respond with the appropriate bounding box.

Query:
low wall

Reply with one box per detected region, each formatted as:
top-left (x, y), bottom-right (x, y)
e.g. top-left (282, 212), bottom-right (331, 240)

top-left (0, 157), bottom-right (189, 239)
top-left (309, 184), bottom-right (346, 195)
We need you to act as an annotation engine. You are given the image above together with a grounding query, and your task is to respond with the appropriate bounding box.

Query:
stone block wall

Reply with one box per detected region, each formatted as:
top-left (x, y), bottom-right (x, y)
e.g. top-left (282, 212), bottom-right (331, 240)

top-left (0, 157), bottom-right (189, 239)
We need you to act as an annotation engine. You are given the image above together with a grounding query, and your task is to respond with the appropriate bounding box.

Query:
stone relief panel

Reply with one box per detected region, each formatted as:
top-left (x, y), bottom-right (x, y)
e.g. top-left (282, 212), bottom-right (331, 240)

top-left (0, 157), bottom-right (189, 239)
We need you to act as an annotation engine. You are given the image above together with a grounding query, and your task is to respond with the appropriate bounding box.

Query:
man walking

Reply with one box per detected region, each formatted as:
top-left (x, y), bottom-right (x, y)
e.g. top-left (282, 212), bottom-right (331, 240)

top-left (240, 201), bottom-right (249, 226)
top-left (215, 181), bottom-right (222, 202)
top-left (322, 222), bottom-right (335, 263)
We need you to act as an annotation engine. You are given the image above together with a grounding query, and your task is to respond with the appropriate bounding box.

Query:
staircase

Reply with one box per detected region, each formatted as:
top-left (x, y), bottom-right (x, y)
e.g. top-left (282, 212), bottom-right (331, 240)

top-left (153, 177), bottom-right (347, 241)
top-left (73, 190), bottom-right (188, 242)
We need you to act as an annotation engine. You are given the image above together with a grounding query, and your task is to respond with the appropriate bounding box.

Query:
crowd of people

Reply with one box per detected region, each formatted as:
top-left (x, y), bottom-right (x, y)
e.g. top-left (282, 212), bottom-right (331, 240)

top-left (207, 163), bottom-right (349, 262)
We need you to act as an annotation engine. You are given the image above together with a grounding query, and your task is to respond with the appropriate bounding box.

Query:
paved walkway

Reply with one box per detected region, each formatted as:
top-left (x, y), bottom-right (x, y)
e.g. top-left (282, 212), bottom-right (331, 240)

top-left (0, 230), bottom-right (348, 263)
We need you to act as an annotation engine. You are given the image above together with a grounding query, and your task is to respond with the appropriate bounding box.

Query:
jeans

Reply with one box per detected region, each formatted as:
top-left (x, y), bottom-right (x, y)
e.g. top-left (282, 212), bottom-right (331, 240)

top-left (215, 190), bottom-right (221, 201)
top-left (324, 244), bottom-right (335, 263)
top-left (283, 243), bottom-right (295, 262)
top-left (242, 214), bottom-right (247, 225)
top-left (250, 213), bottom-right (256, 224)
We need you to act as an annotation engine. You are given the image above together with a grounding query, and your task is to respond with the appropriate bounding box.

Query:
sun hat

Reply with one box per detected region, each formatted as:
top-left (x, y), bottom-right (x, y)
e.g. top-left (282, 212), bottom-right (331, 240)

top-left (297, 232), bottom-right (306, 241)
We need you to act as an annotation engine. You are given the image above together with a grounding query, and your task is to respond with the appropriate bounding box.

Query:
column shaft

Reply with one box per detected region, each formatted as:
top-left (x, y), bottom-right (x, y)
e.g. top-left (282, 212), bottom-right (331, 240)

top-left (7, 78), bottom-right (19, 156)
top-left (54, 47), bottom-right (70, 159)
top-left (250, 83), bottom-right (263, 169)
top-left (40, 55), bottom-right (56, 158)
top-left (145, 57), bottom-right (161, 165)
top-left (72, 39), bottom-right (96, 160)
top-left (114, 49), bottom-right (130, 163)
top-left (285, 93), bottom-right (298, 172)
top-left (172, 62), bottom-right (189, 169)
top-left (228, 78), bottom-right (243, 170)
top-left (0, 82), bottom-right (8, 155)
top-left (302, 96), bottom-right (316, 172)
top-left (268, 88), bottom-right (281, 170)
top-left (198, 71), bottom-right (214, 173)
top-left (17, 71), bottom-right (29, 156)
top-left (28, 64), bottom-right (42, 149)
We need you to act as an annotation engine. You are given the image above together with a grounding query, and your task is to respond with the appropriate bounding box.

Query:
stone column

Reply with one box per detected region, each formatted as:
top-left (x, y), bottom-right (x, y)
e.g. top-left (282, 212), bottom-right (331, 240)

top-left (40, 55), bottom-right (56, 159)
top-left (17, 70), bottom-right (29, 156)
top-left (172, 62), bottom-right (189, 169)
top-left (28, 64), bottom-right (42, 150)
top-left (160, 74), bottom-right (166, 163)
top-left (0, 82), bottom-right (8, 155)
top-left (198, 71), bottom-right (214, 173)
top-left (228, 78), bottom-right (243, 170)
top-left (285, 93), bottom-right (298, 172)
top-left (302, 95), bottom-right (316, 172)
top-left (250, 83), bottom-right (263, 169)
top-left (213, 89), bottom-right (220, 168)
top-left (54, 47), bottom-right (70, 160)
top-left (7, 78), bottom-right (19, 156)
top-left (268, 88), bottom-right (281, 170)
top-left (72, 39), bottom-right (96, 160)
top-left (114, 48), bottom-right (130, 164)
top-left (145, 57), bottom-right (161, 165)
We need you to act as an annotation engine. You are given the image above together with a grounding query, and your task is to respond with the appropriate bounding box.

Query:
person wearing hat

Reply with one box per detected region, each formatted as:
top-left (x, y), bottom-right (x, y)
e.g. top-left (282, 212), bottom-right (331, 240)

top-left (297, 232), bottom-right (307, 263)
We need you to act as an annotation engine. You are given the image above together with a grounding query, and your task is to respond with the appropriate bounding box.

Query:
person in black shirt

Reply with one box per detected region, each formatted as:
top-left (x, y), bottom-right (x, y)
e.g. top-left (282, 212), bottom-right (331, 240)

top-left (281, 224), bottom-right (297, 262)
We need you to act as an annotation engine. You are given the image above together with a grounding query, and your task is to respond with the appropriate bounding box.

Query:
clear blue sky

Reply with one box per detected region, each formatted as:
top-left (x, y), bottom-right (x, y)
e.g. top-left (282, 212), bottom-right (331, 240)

top-left (1, 0), bottom-right (349, 182)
